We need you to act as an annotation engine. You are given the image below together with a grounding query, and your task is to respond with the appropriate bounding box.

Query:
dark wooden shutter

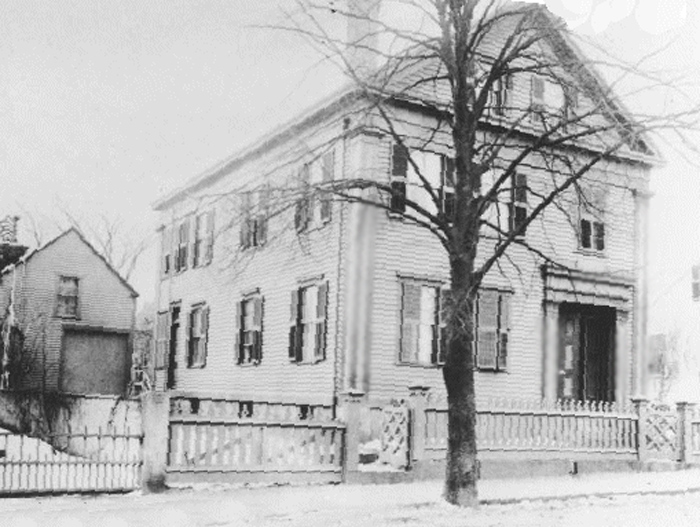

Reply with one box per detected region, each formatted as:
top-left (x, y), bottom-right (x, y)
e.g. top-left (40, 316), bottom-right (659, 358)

top-left (594, 222), bottom-right (605, 251)
top-left (205, 210), bottom-right (215, 264)
top-left (437, 289), bottom-right (451, 364)
top-left (580, 219), bottom-right (592, 248)
top-left (201, 306), bottom-right (210, 367)
top-left (400, 283), bottom-right (421, 362)
top-left (320, 151), bottom-right (334, 222)
top-left (497, 294), bottom-right (509, 370)
top-left (391, 144), bottom-right (408, 213)
top-left (182, 218), bottom-right (190, 270)
top-left (240, 194), bottom-right (251, 248)
top-left (235, 301), bottom-right (243, 364)
top-left (440, 155), bottom-right (455, 221)
top-left (257, 189), bottom-right (269, 246)
top-left (254, 296), bottom-right (264, 363)
top-left (185, 309), bottom-right (193, 367)
top-left (476, 290), bottom-right (499, 369)
top-left (289, 289), bottom-right (301, 361)
top-left (315, 282), bottom-right (329, 361)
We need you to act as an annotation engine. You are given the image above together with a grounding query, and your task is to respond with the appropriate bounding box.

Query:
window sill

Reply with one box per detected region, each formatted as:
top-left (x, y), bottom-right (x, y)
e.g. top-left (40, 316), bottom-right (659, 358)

top-left (55, 314), bottom-right (79, 320)
top-left (289, 359), bottom-right (326, 366)
top-left (186, 363), bottom-right (206, 370)
top-left (236, 361), bottom-right (262, 368)
top-left (396, 362), bottom-right (443, 369)
top-left (575, 248), bottom-right (606, 259)
top-left (476, 367), bottom-right (508, 373)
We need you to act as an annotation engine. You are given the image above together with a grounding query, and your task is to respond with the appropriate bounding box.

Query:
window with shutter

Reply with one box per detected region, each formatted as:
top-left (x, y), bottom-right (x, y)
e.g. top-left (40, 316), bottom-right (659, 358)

top-left (295, 165), bottom-right (311, 232)
top-left (288, 282), bottom-right (329, 363)
top-left (315, 282), bottom-right (328, 360)
top-left (193, 213), bottom-right (207, 267)
top-left (289, 289), bottom-right (302, 362)
top-left (476, 290), bottom-right (499, 369)
top-left (578, 186), bottom-right (606, 253)
top-left (399, 281), bottom-right (442, 366)
top-left (492, 73), bottom-right (512, 116)
top-left (187, 304), bottom-right (208, 368)
top-left (56, 276), bottom-right (79, 318)
top-left (238, 295), bottom-right (263, 365)
top-left (175, 218), bottom-right (190, 273)
top-left (475, 289), bottom-right (511, 371)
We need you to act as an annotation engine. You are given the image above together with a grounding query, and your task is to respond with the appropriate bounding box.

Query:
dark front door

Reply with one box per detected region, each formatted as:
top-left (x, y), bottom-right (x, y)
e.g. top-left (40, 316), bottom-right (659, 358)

top-left (558, 304), bottom-right (616, 402)
top-left (166, 304), bottom-right (180, 390)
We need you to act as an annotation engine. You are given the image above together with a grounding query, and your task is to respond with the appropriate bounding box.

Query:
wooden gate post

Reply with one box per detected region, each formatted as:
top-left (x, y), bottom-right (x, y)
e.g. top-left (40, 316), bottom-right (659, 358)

top-left (407, 386), bottom-right (430, 469)
top-left (339, 390), bottom-right (365, 477)
top-left (632, 396), bottom-right (649, 464)
top-left (140, 391), bottom-right (171, 492)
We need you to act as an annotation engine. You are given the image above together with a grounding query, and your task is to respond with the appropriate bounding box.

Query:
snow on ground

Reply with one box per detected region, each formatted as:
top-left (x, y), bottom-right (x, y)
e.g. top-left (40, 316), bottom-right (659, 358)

top-left (3, 470), bottom-right (700, 526)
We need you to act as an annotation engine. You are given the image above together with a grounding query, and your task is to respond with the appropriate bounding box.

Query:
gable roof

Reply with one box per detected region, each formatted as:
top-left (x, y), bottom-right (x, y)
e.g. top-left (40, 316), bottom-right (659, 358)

top-left (154, 2), bottom-right (658, 211)
top-left (1, 228), bottom-right (139, 298)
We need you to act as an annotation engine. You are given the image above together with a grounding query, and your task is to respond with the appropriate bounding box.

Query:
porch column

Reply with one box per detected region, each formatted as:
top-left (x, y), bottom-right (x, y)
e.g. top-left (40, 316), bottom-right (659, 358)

top-left (542, 300), bottom-right (559, 401)
top-left (615, 310), bottom-right (631, 404)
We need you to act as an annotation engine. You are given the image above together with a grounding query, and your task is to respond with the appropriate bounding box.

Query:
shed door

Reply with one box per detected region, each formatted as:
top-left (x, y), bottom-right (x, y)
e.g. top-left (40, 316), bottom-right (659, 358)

top-left (61, 330), bottom-right (130, 395)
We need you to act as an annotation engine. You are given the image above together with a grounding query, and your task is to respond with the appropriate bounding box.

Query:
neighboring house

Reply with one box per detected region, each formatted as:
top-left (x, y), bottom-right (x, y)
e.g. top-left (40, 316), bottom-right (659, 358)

top-left (151, 3), bottom-right (655, 407)
top-left (0, 228), bottom-right (138, 395)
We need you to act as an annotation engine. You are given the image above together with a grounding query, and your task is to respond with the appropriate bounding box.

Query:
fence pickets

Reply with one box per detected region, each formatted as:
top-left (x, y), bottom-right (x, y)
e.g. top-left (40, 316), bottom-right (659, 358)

top-left (0, 428), bottom-right (142, 495)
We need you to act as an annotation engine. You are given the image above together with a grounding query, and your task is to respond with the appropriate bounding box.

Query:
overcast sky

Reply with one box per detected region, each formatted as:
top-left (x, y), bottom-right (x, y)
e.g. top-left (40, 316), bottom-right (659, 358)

top-left (2, 0), bottom-right (699, 342)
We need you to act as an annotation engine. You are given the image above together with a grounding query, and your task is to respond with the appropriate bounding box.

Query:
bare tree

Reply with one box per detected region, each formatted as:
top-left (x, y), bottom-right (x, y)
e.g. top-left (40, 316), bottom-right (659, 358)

top-left (194, 0), bottom-right (700, 506)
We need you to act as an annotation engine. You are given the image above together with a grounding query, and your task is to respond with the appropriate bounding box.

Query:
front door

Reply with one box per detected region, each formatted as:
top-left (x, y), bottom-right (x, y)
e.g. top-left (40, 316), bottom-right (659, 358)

top-left (558, 304), bottom-right (616, 402)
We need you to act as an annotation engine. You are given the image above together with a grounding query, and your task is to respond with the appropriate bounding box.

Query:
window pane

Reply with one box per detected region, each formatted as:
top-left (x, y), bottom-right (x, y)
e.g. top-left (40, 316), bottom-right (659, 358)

top-left (594, 222), bottom-right (605, 251)
top-left (478, 291), bottom-right (499, 328)
top-left (402, 283), bottom-right (421, 320)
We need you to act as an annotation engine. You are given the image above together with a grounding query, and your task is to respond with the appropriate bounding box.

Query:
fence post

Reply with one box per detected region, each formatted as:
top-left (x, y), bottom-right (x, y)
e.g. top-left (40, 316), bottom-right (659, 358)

top-left (632, 396), bottom-right (649, 464)
top-left (339, 390), bottom-right (365, 477)
top-left (677, 401), bottom-right (690, 465)
top-left (140, 391), bottom-right (171, 492)
top-left (408, 386), bottom-right (430, 468)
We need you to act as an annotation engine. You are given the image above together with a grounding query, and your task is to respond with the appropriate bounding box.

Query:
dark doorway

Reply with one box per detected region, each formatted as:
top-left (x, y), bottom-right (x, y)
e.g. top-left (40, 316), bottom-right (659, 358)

top-left (166, 303), bottom-right (180, 390)
top-left (558, 303), bottom-right (616, 402)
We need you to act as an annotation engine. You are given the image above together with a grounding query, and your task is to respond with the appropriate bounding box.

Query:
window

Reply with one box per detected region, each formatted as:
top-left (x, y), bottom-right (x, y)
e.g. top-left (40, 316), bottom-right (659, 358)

top-left (295, 164), bottom-right (312, 232)
top-left (161, 226), bottom-right (172, 276)
top-left (530, 75), bottom-right (545, 120)
top-left (693, 265), bottom-right (700, 302)
top-left (475, 289), bottom-right (510, 371)
top-left (288, 282), bottom-right (329, 363)
top-left (186, 304), bottom-right (209, 368)
top-left (320, 151), bottom-right (334, 222)
top-left (399, 282), bottom-right (447, 366)
top-left (562, 85), bottom-right (579, 125)
top-left (390, 143), bottom-right (454, 219)
top-left (193, 211), bottom-right (215, 267)
top-left (509, 173), bottom-right (528, 235)
top-left (578, 186), bottom-right (605, 252)
top-left (235, 295), bottom-right (263, 365)
top-left (56, 276), bottom-right (79, 318)
top-left (240, 190), bottom-right (268, 249)
top-left (155, 311), bottom-right (169, 370)
top-left (492, 73), bottom-right (513, 116)
top-left (174, 218), bottom-right (190, 273)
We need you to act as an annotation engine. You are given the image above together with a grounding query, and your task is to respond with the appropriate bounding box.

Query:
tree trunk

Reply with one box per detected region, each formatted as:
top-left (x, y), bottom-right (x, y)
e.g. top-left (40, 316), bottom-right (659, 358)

top-left (442, 280), bottom-right (479, 507)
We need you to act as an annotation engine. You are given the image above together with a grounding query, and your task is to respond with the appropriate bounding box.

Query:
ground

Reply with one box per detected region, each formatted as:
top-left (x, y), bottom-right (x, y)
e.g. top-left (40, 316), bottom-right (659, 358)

top-left (4, 470), bottom-right (700, 527)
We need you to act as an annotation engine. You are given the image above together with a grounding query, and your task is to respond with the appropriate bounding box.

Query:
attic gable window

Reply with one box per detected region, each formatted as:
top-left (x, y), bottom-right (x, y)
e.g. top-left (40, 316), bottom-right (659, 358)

top-left (578, 185), bottom-right (606, 253)
top-left (288, 281), bottom-right (329, 363)
top-left (530, 75), bottom-right (545, 121)
top-left (56, 276), bottom-right (79, 319)
top-left (491, 73), bottom-right (513, 116)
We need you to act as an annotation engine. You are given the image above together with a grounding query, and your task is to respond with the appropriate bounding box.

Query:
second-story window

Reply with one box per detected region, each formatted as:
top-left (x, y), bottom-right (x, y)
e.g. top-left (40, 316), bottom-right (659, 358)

top-left (509, 173), bottom-right (528, 235)
top-left (56, 276), bottom-right (79, 318)
top-left (161, 226), bottom-right (172, 276)
top-left (390, 144), bottom-right (408, 213)
top-left (530, 75), bottom-right (545, 121)
top-left (320, 150), bottom-right (334, 223)
top-left (193, 210), bottom-right (215, 267)
top-left (492, 73), bottom-right (513, 116)
top-left (240, 189), bottom-right (268, 249)
top-left (295, 164), bottom-right (312, 232)
top-left (174, 218), bottom-right (190, 273)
